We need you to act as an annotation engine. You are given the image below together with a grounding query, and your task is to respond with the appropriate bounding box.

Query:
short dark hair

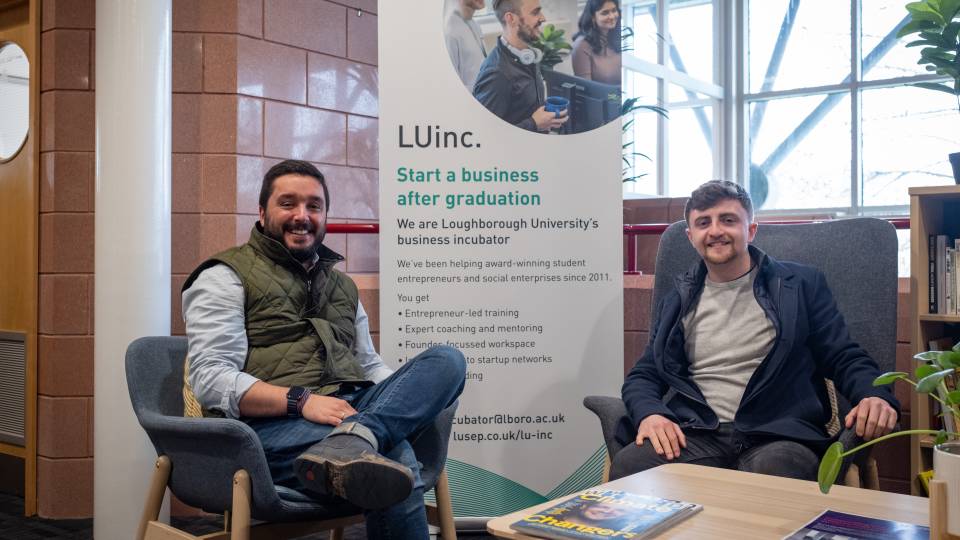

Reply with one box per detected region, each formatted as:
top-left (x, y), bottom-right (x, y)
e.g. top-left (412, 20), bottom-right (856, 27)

top-left (258, 160), bottom-right (330, 211)
top-left (493, 0), bottom-right (520, 24)
top-left (684, 180), bottom-right (753, 224)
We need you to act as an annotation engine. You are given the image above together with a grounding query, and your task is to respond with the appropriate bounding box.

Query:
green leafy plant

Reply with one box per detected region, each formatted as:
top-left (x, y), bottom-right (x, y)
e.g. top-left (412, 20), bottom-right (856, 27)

top-left (532, 24), bottom-right (573, 70)
top-left (897, 0), bottom-right (960, 111)
top-left (619, 25), bottom-right (667, 183)
top-left (621, 97), bottom-right (667, 183)
top-left (818, 341), bottom-right (960, 494)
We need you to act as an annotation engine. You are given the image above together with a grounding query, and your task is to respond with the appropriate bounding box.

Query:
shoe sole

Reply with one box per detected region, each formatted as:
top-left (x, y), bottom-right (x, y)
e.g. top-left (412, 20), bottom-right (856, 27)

top-left (295, 453), bottom-right (414, 510)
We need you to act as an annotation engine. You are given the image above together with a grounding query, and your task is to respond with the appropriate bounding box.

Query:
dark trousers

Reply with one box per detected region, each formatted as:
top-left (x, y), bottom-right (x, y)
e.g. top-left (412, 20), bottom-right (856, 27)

top-left (609, 423), bottom-right (820, 481)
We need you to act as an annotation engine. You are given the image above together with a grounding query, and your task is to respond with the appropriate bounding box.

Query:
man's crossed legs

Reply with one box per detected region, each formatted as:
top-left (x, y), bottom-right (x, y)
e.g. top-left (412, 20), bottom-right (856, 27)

top-left (609, 423), bottom-right (820, 482)
top-left (245, 345), bottom-right (466, 539)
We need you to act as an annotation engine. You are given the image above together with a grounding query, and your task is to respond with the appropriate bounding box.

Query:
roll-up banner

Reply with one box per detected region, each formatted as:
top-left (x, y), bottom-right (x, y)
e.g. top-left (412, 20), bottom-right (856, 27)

top-left (379, 0), bottom-right (624, 523)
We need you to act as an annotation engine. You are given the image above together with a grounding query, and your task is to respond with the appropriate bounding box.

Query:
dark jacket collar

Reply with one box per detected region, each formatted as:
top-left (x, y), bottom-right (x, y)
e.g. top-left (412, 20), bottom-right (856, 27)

top-left (674, 244), bottom-right (794, 301)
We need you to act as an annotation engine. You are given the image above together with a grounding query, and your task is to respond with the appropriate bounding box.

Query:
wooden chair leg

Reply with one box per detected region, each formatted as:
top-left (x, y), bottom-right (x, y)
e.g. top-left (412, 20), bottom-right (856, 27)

top-left (434, 469), bottom-right (458, 540)
top-left (330, 528), bottom-right (345, 540)
top-left (137, 456), bottom-right (171, 540)
top-left (602, 453), bottom-right (611, 483)
top-left (864, 456), bottom-right (880, 490)
top-left (231, 470), bottom-right (251, 540)
top-left (842, 463), bottom-right (861, 488)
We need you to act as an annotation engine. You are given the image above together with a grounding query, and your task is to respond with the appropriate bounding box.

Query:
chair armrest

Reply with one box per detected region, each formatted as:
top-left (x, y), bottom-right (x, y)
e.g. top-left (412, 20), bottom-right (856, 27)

top-left (410, 401), bottom-right (459, 491)
top-left (136, 412), bottom-right (280, 514)
top-left (583, 396), bottom-right (629, 459)
top-left (836, 421), bottom-right (901, 488)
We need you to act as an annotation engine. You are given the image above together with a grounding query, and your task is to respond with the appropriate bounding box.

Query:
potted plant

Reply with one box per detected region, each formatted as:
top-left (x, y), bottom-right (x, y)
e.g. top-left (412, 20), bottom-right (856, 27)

top-left (818, 343), bottom-right (960, 495)
top-left (532, 23), bottom-right (573, 70)
top-left (896, 0), bottom-right (960, 182)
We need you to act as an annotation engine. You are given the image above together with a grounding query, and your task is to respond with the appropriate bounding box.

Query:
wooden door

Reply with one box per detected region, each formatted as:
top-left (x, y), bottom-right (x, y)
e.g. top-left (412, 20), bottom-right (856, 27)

top-left (0, 0), bottom-right (39, 516)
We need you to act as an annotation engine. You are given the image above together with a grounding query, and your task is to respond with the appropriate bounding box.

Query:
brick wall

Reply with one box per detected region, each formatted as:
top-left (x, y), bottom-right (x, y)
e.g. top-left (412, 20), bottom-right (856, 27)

top-left (169, 0), bottom-right (381, 337)
top-left (37, 0), bottom-right (96, 518)
top-left (36, 0), bottom-right (382, 518)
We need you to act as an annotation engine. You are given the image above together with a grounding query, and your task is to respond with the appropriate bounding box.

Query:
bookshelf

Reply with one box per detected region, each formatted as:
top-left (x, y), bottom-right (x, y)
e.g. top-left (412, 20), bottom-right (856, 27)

top-left (910, 185), bottom-right (960, 495)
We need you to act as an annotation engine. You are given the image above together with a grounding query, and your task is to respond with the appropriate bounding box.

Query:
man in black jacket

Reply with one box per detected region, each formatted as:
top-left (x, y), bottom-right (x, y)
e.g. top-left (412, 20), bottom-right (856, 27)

top-left (613, 180), bottom-right (899, 481)
top-left (473, 0), bottom-right (567, 132)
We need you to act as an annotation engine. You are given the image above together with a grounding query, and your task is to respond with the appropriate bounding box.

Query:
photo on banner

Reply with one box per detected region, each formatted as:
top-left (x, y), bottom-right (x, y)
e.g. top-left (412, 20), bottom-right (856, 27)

top-left (380, 0), bottom-right (624, 521)
top-left (442, 0), bottom-right (624, 135)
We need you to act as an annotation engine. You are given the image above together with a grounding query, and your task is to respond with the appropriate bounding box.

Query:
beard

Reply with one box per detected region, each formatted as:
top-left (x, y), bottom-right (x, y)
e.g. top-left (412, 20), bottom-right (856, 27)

top-left (702, 238), bottom-right (737, 265)
top-left (262, 216), bottom-right (326, 263)
top-left (517, 20), bottom-right (541, 45)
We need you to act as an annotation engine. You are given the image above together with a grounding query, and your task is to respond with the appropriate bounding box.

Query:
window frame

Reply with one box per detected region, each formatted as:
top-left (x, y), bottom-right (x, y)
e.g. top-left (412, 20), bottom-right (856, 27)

top-left (622, 0), bottom-right (953, 218)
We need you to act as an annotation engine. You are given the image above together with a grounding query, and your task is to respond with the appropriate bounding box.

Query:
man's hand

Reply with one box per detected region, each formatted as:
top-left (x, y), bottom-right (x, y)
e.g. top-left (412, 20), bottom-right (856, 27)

top-left (302, 395), bottom-right (358, 426)
top-left (636, 414), bottom-right (686, 460)
top-left (531, 106), bottom-right (568, 132)
top-left (844, 397), bottom-right (897, 440)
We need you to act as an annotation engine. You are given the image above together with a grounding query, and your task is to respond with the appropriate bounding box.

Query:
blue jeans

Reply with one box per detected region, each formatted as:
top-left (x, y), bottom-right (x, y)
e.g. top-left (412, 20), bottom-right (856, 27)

top-left (244, 345), bottom-right (466, 540)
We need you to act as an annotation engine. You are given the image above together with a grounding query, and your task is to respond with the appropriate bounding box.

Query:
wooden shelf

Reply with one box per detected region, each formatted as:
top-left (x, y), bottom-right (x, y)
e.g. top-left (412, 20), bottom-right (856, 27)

top-left (909, 185), bottom-right (960, 197)
top-left (919, 314), bottom-right (960, 323)
top-left (910, 186), bottom-right (960, 495)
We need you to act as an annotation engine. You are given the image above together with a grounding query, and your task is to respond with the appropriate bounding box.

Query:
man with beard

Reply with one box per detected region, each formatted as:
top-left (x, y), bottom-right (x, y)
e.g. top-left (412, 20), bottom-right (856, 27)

top-left (473, 0), bottom-right (567, 132)
top-left (613, 180), bottom-right (899, 482)
top-left (182, 160), bottom-right (466, 539)
top-left (445, 0), bottom-right (488, 88)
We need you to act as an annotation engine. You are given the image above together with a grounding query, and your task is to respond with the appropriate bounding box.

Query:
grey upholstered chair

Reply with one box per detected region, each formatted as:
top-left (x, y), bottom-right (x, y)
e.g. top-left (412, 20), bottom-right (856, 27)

top-left (126, 335), bottom-right (458, 539)
top-left (586, 217), bottom-right (899, 488)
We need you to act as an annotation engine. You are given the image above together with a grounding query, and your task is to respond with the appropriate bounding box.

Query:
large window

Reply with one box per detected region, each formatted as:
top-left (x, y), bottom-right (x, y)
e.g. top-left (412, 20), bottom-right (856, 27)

top-left (622, 0), bottom-right (725, 198)
top-left (622, 0), bottom-right (957, 217)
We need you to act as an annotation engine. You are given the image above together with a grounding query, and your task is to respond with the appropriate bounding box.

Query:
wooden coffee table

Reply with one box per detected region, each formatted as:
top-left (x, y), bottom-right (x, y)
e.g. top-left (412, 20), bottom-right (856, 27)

top-left (486, 463), bottom-right (929, 539)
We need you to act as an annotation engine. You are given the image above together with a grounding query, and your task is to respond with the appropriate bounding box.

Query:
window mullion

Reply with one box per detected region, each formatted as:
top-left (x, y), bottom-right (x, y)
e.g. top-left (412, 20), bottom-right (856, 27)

top-left (850, 0), bottom-right (862, 214)
top-left (657, 0), bottom-right (668, 196)
top-left (736, 0), bottom-right (748, 196)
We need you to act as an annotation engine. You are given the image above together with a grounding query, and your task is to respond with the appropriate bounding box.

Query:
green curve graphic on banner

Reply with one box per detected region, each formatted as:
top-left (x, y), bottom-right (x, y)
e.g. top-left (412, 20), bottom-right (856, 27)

top-left (425, 446), bottom-right (607, 517)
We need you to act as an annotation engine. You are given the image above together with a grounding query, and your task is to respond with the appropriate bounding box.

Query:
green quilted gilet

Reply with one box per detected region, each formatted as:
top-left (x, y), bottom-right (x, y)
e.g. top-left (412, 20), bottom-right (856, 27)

top-left (184, 226), bottom-right (370, 396)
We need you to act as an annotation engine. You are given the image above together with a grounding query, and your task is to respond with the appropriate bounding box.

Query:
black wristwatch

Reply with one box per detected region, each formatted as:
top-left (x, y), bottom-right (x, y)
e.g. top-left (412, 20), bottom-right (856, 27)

top-left (286, 386), bottom-right (309, 418)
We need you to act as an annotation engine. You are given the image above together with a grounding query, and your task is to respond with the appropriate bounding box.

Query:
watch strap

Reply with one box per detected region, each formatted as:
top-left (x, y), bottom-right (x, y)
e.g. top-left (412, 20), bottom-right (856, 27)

top-left (286, 386), bottom-right (309, 418)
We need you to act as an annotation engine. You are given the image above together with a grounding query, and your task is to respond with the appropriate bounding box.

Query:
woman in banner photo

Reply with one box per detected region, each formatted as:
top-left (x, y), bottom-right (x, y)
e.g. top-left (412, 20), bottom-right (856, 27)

top-left (571, 0), bottom-right (622, 86)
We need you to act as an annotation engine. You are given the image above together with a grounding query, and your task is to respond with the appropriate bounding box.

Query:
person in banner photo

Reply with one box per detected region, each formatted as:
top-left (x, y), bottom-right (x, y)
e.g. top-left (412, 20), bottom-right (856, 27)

top-left (445, 0), bottom-right (488, 88)
top-left (614, 180), bottom-right (899, 481)
top-left (181, 159), bottom-right (466, 539)
top-left (473, 0), bottom-right (569, 132)
top-left (571, 0), bottom-right (622, 85)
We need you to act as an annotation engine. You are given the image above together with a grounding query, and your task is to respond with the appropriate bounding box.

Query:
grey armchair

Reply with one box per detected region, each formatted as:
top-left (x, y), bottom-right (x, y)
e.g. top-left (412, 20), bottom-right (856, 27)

top-left (126, 335), bottom-right (458, 539)
top-left (586, 218), bottom-right (899, 488)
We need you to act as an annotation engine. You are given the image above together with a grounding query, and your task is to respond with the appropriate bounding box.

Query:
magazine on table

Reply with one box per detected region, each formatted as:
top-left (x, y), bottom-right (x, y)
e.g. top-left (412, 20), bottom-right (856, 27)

top-left (782, 509), bottom-right (929, 540)
top-left (510, 488), bottom-right (702, 539)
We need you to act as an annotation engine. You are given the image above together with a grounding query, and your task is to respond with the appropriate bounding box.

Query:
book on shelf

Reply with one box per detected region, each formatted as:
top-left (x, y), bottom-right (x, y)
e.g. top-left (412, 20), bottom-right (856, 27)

top-left (782, 509), bottom-right (929, 539)
top-left (928, 235), bottom-right (960, 315)
top-left (510, 489), bottom-right (702, 540)
top-left (930, 234), bottom-right (937, 313)
top-left (928, 337), bottom-right (956, 351)
top-left (955, 239), bottom-right (960, 315)
top-left (947, 246), bottom-right (955, 315)
top-left (938, 235), bottom-right (947, 313)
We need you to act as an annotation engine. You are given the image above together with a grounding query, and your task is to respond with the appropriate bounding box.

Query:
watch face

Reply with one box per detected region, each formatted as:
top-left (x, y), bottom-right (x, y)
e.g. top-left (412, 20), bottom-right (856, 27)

top-left (287, 387), bottom-right (306, 416)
